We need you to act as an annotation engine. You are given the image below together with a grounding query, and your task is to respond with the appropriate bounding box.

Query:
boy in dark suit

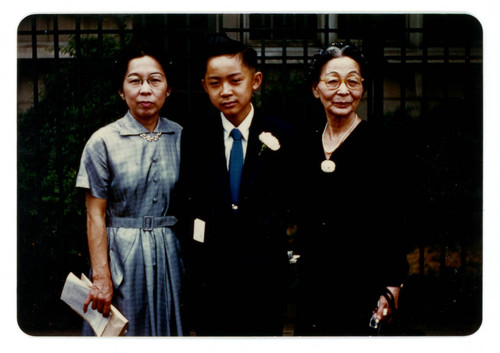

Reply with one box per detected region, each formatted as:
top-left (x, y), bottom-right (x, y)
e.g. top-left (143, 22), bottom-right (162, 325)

top-left (178, 34), bottom-right (294, 336)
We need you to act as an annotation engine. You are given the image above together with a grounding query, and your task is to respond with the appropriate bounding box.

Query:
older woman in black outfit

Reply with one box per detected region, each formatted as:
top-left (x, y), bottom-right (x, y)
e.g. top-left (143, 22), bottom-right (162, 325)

top-left (294, 41), bottom-right (408, 336)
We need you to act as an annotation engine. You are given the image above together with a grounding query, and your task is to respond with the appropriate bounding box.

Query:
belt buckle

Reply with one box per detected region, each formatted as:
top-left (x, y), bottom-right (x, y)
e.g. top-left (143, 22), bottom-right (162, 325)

top-left (143, 216), bottom-right (154, 231)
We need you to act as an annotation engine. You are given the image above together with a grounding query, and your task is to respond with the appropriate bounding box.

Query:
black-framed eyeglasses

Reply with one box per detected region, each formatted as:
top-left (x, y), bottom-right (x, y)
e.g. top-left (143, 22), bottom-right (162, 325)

top-left (319, 74), bottom-right (364, 90)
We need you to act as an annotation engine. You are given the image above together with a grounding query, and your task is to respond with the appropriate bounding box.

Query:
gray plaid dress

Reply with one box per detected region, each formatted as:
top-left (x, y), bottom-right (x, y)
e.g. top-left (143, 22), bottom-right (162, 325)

top-left (76, 112), bottom-right (184, 336)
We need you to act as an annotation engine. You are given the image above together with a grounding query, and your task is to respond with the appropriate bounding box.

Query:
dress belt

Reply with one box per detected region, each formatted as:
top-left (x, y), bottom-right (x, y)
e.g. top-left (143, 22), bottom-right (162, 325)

top-left (107, 215), bottom-right (178, 230)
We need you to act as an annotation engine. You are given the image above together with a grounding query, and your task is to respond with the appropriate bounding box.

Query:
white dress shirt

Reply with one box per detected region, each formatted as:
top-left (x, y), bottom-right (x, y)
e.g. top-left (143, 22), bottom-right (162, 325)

top-left (221, 104), bottom-right (254, 170)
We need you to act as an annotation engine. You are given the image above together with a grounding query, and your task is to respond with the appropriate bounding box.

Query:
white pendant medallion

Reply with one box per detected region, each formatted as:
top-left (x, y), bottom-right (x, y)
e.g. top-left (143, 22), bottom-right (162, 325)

top-left (321, 160), bottom-right (336, 173)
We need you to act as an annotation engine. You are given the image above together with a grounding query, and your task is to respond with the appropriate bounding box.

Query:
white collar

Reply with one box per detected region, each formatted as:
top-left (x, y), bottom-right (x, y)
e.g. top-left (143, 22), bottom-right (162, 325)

top-left (221, 104), bottom-right (254, 141)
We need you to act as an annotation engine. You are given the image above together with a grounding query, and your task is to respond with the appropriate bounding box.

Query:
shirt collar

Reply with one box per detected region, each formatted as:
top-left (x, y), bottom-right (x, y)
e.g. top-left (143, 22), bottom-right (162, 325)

top-left (120, 111), bottom-right (177, 136)
top-left (220, 104), bottom-right (254, 141)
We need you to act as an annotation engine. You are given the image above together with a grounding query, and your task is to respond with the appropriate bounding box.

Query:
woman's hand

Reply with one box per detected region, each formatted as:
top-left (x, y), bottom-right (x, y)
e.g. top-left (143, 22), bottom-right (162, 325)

top-left (84, 192), bottom-right (113, 317)
top-left (373, 286), bottom-right (401, 324)
top-left (83, 275), bottom-right (113, 317)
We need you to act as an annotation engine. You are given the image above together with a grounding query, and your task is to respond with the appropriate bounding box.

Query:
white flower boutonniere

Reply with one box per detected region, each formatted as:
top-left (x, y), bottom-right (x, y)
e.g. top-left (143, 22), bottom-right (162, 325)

top-left (258, 132), bottom-right (281, 155)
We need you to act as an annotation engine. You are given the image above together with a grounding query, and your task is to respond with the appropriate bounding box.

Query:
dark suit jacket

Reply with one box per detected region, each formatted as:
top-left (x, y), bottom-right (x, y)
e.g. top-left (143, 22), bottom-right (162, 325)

top-left (177, 110), bottom-right (294, 335)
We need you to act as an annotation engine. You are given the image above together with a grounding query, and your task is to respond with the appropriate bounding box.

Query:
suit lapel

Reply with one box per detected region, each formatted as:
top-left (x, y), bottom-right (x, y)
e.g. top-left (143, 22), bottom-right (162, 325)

top-left (239, 113), bottom-right (265, 203)
top-left (207, 116), bottom-right (233, 206)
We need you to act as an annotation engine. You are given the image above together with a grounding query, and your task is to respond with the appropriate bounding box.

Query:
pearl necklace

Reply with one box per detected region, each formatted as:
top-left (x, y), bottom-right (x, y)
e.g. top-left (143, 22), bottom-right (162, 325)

top-left (321, 115), bottom-right (360, 173)
top-left (139, 131), bottom-right (162, 142)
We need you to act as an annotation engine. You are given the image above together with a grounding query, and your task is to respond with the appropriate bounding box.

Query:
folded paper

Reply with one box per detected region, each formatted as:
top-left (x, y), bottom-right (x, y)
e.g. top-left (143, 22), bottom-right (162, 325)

top-left (60, 272), bottom-right (128, 336)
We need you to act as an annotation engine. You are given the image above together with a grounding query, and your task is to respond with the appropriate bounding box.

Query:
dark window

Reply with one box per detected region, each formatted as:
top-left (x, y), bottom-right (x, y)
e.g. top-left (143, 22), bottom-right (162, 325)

top-left (249, 14), bottom-right (318, 41)
top-left (423, 14), bottom-right (482, 47)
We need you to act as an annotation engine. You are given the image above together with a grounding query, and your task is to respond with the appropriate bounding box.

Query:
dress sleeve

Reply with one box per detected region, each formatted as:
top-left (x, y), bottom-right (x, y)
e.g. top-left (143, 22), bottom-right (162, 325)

top-left (76, 130), bottom-right (110, 200)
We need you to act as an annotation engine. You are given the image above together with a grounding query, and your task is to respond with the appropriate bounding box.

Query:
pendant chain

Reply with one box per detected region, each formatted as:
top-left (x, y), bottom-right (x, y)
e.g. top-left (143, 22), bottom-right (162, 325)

top-left (321, 115), bottom-right (360, 173)
top-left (322, 115), bottom-right (360, 156)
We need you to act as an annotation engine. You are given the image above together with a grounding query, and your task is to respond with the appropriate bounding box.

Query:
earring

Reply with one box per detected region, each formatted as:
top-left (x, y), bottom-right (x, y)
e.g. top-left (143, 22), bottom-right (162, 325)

top-left (120, 94), bottom-right (124, 99)
top-left (166, 92), bottom-right (170, 97)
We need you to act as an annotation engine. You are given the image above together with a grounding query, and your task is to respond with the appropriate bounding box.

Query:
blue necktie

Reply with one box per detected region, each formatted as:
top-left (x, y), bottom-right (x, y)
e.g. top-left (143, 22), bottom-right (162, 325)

top-left (229, 128), bottom-right (243, 208)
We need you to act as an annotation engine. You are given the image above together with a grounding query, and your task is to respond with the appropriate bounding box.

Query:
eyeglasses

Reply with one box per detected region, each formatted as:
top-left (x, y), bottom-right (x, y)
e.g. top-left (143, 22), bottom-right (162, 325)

top-left (126, 74), bottom-right (166, 88)
top-left (319, 74), bottom-right (364, 90)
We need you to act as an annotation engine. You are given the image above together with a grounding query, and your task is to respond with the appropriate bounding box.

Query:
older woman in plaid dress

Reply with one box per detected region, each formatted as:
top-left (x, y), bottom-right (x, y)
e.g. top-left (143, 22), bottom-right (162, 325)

top-left (76, 44), bottom-right (183, 336)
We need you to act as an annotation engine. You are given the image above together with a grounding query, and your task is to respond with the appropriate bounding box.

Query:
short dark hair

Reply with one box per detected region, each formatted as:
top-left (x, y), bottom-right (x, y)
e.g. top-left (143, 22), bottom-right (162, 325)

top-left (200, 33), bottom-right (258, 76)
top-left (308, 40), bottom-right (368, 89)
top-left (114, 41), bottom-right (174, 91)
